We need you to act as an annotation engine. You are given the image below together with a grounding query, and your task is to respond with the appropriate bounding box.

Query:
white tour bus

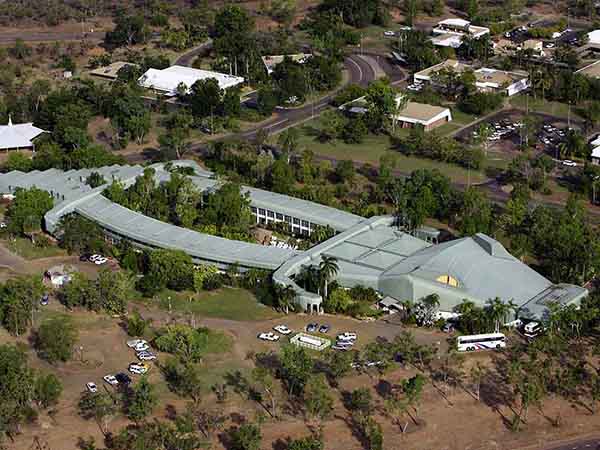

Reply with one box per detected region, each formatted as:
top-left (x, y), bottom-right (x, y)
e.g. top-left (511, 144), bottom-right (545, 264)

top-left (457, 333), bottom-right (506, 352)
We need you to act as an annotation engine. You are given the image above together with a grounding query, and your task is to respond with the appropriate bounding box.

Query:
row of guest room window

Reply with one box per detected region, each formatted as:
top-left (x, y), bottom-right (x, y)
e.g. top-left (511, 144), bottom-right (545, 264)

top-left (251, 206), bottom-right (314, 236)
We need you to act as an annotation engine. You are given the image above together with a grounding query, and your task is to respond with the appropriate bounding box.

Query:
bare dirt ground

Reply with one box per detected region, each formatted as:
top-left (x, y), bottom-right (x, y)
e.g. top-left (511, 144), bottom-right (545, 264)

top-left (2, 284), bottom-right (600, 450)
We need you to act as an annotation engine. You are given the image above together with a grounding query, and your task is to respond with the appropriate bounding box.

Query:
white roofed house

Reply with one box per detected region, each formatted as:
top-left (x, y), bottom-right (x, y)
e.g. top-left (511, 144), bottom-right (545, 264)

top-left (392, 99), bottom-right (452, 131)
top-left (138, 65), bottom-right (245, 97)
top-left (0, 117), bottom-right (47, 151)
top-left (431, 18), bottom-right (490, 48)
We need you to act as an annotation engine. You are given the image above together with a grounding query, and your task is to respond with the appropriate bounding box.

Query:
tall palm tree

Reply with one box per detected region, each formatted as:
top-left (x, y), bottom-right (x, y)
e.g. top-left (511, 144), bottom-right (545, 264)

top-left (318, 255), bottom-right (339, 300)
top-left (275, 284), bottom-right (296, 315)
top-left (392, 94), bottom-right (408, 134)
top-left (476, 123), bottom-right (493, 156)
top-left (485, 297), bottom-right (513, 332)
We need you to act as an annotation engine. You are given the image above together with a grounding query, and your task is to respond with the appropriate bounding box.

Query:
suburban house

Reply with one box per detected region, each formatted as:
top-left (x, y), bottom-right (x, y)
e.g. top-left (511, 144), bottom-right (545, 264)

top-left (262, 53), bottom-right (312, 75)
top-left (414, 59), bottom-right (530, 96)
top-left (0, 117), bottom-right (46, 151)
top-left (392, 99), bottom-right (453, 131)
top-left (431, 18), bottom-right (490, 48)
top-left (138, 65), bottom-right (245, 97)
top-left (89, 61), bottom-right (140, 80)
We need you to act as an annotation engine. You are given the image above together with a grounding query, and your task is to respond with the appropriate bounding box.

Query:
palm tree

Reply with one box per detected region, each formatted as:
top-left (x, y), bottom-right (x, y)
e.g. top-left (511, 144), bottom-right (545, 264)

top-left (485, 297), bottom-right (513, 332)
top-left (476, 123), bottom-right (493, 156)
top-left (391, 94), bottom-right (408, 134)
top-left (318, 255), bottom-right (339, 300)
top-left (275, 284), bottom-right (296, 314)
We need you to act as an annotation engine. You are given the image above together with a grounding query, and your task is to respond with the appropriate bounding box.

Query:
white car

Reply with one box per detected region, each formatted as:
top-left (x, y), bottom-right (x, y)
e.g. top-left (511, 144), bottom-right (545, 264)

top-left (137, 351), bottom-right (157, 361)
top-left (89, 254), bottom-right (102, 262)
top-left (273, 325), bottom-right (292, 335)
top-left (337, 332), bottom-right (358, 341)
top-left (383, 30), bottom-right (395, 37)
top-left (94, 257), bottom-right (108, 265)
top-left (127, 339), bottom-right (147, 348)
top-left (103, 375), bottom-right (118, 386)
top-left (134, 342), bottom-right (150, 352)
top-left (258, 332), bottom-right (280, 341)
top-left (0, 222), bottom-right (6, 229)
top-left (86, 382), bottom-right (97, 393)
top-left (129, 362), bottom-right (149, 374)
top-left (562, 160), bottom-right (577, 167)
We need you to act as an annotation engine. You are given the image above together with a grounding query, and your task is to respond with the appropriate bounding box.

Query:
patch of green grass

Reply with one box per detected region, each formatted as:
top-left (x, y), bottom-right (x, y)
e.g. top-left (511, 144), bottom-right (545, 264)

top-left (509, 96), bottom-right (583, 120)
top-left (201, 328), bottom-right (234, 355)
top-left (293, 121), bottom-right (488, 184)
top-left (5, 237), bottom-right (67, 260)
top-left (155, 288), bottom-right (280, 321)
top-left (451, 109), bottom-right (478, 125)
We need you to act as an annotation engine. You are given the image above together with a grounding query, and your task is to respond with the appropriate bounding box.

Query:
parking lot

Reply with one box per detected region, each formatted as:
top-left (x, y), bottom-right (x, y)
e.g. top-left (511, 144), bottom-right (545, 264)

top-left (456, 109), bottom-right (580, 163)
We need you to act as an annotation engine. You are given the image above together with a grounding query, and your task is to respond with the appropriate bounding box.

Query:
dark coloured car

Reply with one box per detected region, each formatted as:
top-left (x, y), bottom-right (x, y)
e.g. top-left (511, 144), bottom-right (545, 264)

top-left (318, 324), bottom-right (330, 334)
top-left (115, 372), bottom-right (132, 385)
top-left (306, 323), bottom-right (318, 333)
top-left (40, 294), bottom-right (49, 306)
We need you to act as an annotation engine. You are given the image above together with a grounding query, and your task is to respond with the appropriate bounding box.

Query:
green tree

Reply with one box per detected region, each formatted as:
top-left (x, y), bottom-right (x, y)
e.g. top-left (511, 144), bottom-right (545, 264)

top-left (0, 275), bottom-right (44, 336)
top-left (154, 324), bottom-right (209, 362)
top-left (127, 375), bottom-right (157, 422)
top-left (0, 344), bottom-right (35, 443)
top-left (126, 310), bottom-right (151, 337)
top-left (5, 152), bottom-right (33, 172)
top-left (318, 255), bottom-right (339, 300)
top-left (6, 187), bottom-right (53, 236)
top-left (59, 272), bottom-right (100, 311)
top-left (230, 422), bottom-right (262, 450)
top-left (34, 372), bottom-right (63, 409)
top-left (287, 435), bottom-right (324, 450)
top-left (365, 79), bottom-right (395, 133)
top-left (96, 268), bottom-right (132, 315)
top-left (457, 187), bottom-right (493, 236)
top-left (78, 391), bottom-right (117, 434)
top-left (200, 182), bottom-right (253, 236)
top-left (280, 343), bottom-right (313, 396)
top-left (304, 373), bottom-right (334, 422)
top-left (105, 14), bottom-right (149, 48)
top-left (36, 315), bottom-right (78, 363)
top-left (348, 387), bottom-right (373, 415)
top-left (251, 365), bottom-right (280, 418)
top-left (147, 248), bottom-right (195, 291)
top-left (85, 172), bottom-right (106, 188)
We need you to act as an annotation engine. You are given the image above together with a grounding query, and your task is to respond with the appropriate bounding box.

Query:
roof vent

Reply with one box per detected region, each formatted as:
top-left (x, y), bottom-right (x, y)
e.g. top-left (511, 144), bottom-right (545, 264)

top-left (473, 233), bottom-right (513, 259)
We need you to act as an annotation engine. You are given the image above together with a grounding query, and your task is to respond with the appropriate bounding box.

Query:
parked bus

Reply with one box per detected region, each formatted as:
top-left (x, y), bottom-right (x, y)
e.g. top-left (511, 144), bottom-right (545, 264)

top-left (457, 333), bottom-right (506, 352)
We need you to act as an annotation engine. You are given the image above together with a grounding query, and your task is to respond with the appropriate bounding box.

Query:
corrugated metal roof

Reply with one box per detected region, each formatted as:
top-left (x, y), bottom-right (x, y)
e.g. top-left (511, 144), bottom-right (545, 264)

top-left (76, 195), bottom-right (298, 270)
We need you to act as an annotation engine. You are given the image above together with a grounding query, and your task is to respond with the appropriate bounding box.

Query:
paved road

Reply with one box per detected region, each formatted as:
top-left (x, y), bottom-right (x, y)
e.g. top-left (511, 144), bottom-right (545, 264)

top-left (173, 39), bottom-right (213, 66)
top-left (0, 31), bottom-right (105, 43)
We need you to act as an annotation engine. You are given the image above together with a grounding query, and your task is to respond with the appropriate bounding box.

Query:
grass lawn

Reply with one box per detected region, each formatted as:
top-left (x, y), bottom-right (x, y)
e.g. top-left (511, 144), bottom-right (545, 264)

top-left (292, 120), bottom-right (488, 184)
top-left (4, 237), bottom-right (67, 260)
top-left (451, 109), bottom-right (478, 125)
top-left (154, 288), bottom-right (280, 321)
top-left (509, 96), bottom-right (584, 120)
